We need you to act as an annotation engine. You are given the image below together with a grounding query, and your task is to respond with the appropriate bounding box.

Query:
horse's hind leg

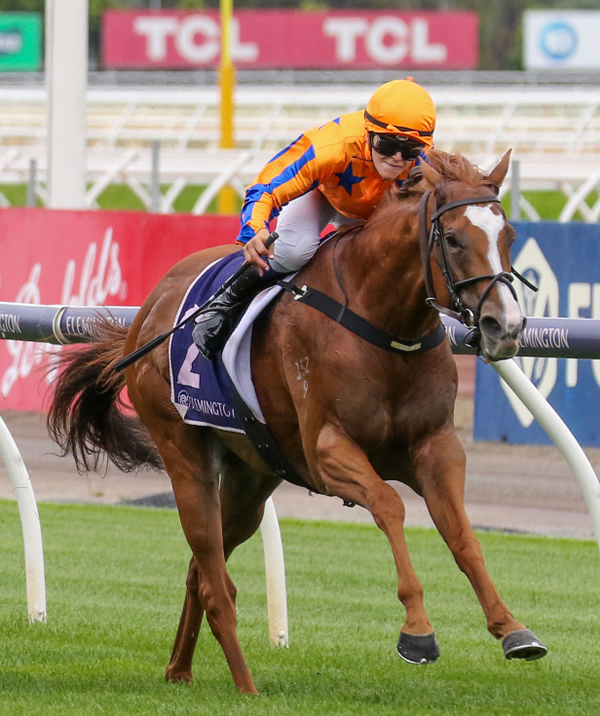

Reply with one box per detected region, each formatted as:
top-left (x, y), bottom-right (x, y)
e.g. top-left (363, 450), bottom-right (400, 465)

top-left (156, 428), bottom-right (258, 694)
top-left (415, 429), bottom-right (547, 660)
top-left (219, 451), bottom-right (281, 560)
top-left (166, 556), bottom-right (204, 683)
top-left (166, 453), bottom-right (278, 689)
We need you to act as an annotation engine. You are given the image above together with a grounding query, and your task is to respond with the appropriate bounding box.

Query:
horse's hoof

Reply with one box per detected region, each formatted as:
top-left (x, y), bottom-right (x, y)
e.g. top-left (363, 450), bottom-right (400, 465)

top-left (165, 666), bottom-right (193, 684)
top-left (397, 631), bottom-right (440, 664)
top-left (502, 629), bottom-right (547, 661)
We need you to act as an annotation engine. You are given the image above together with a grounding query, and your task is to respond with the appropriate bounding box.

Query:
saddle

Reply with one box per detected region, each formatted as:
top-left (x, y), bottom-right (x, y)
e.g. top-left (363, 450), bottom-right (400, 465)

top-left (169, 253), bottom-right (311, 489)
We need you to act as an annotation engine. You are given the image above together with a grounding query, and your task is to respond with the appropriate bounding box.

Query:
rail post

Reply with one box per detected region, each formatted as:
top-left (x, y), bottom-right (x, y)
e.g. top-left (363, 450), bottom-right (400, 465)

top-left (260, 497), bottom-right (289, 647)
top-left (492, 358), bottom-right (600, 553)
top-left (0, 416), bottom-right (46, 622)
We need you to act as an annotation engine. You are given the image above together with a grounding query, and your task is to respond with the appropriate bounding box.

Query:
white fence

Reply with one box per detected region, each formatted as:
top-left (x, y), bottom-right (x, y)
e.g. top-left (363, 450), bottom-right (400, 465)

top-left (2, 85), bottom-right (600, 221)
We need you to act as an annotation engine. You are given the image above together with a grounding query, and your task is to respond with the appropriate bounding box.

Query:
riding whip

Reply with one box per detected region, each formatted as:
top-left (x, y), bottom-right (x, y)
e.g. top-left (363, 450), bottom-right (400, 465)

top-left (113, 231), bottom-right (278, 372)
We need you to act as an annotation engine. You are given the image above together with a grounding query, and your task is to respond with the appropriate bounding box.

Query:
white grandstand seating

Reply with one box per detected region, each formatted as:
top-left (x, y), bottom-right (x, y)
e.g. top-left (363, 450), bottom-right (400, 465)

top-left (1, 85), bottom-right (599, 221)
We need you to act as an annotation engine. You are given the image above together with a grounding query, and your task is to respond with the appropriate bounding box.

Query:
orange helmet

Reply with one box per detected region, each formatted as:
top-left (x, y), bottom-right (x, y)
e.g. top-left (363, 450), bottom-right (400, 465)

top-left (364, 78), bottom-right (436, 149)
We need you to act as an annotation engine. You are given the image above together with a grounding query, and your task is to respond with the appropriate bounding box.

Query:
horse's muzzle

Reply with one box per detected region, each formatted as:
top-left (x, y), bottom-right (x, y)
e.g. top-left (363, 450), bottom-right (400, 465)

top-left (478, 313), bottom-right (525, 361)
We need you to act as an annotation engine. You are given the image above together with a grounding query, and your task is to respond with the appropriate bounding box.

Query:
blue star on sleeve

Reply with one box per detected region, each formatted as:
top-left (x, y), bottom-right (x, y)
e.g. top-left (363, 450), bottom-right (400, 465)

top-left (335, 162), bottom-right (364, 196)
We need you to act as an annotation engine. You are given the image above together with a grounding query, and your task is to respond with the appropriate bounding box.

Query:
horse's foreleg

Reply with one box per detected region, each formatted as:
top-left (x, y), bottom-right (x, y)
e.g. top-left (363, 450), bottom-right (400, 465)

top-left (415, 429), bottom-right (547, 660)
top-left (314, 424), bottom-right (439, 663)
top-left (159, 439), bottom-right (259, 694)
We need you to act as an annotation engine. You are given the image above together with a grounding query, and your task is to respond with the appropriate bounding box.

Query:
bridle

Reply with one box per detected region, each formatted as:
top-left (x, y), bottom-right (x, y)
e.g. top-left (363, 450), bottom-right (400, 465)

top-left (418, 190), bottom-right (533, 332)
top-left (279, 185), bottom-right (536, 358)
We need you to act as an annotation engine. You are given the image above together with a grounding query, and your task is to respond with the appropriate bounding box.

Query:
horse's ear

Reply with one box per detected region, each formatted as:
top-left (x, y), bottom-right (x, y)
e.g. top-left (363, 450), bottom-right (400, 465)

top-left (485, 149), bottom-right (512, 191)
top-left (419, 160), bottom-right (442, 189)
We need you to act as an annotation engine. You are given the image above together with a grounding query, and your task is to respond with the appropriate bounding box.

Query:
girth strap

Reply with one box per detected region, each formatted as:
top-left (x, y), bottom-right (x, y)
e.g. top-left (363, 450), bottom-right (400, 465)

top-left (279, 282), bottom-right (447, 354)
top-left (231, 388), bottom-right (320, 493)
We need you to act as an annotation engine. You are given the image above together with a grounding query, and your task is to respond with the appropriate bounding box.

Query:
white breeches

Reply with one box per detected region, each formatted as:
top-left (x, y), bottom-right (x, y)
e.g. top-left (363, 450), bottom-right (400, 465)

top-left (269, 190), bottom-right (353, 273)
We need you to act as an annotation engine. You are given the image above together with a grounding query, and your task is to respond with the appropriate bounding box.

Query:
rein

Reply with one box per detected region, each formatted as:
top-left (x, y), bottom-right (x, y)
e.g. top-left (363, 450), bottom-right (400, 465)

top-left (418, 191), bottom-right (534, 329)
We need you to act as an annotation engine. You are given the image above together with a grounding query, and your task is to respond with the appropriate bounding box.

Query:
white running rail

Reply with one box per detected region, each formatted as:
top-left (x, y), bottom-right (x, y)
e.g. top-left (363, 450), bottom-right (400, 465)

top-left (0, 415), bottom-right (46, 623)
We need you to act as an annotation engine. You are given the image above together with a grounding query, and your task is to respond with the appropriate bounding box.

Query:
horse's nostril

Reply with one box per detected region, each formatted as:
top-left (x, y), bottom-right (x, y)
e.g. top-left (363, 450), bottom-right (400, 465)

top-left (479, 315), bottom-right (502, 338)
top-left (479, 314), bottom-right (524, 342)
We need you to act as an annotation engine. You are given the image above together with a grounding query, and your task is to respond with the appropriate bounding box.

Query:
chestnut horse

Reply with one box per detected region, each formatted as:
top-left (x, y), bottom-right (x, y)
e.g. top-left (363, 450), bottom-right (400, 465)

top-left (47, 150), bottom-right (546, 695)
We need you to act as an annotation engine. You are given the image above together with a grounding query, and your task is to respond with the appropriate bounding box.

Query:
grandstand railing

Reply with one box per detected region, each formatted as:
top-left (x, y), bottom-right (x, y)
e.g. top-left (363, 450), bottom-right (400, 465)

top-left (1, 86), bottom-right (599, 221)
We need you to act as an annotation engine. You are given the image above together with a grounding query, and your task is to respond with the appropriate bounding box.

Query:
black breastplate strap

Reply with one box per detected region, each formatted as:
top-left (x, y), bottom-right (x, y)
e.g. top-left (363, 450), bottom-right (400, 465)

top-left (279, 282), bottom-right (447, 353)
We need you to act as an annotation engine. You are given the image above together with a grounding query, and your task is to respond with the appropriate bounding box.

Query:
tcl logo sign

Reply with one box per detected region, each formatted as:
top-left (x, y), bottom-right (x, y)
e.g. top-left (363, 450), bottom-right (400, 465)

top-left (323, 17), bottom-right (447, 64)
top-left (103, 10), bottom-right (478, 69)
top-left (133, 16), bottom-right (258, 64)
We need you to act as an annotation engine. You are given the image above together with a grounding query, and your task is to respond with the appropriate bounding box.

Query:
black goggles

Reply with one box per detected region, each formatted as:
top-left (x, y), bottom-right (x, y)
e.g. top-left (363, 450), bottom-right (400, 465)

top-left (371, 133), bottom-right (425, 160)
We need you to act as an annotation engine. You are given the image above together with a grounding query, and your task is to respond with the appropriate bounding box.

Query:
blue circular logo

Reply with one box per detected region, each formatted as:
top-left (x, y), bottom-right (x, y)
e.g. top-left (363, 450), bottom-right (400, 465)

top-left (540, 21), bottom-right (578, 60)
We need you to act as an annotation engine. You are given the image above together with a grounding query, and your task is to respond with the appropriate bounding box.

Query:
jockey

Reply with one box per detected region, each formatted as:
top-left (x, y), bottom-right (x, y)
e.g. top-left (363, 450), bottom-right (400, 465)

top-left (193, 78), bottom-right (436, 358)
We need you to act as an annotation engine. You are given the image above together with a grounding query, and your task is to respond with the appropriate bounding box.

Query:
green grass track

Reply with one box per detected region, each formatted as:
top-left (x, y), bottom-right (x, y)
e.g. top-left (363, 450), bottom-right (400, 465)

top-left (0, 500), bottom-right (599, 715)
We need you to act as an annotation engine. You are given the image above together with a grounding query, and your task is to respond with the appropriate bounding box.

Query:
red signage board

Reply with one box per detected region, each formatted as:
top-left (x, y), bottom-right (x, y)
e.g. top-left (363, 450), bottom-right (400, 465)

top-left (0, 208), bottom-right (239, 411)
top-left (102, 9), bottom-right (478, 70)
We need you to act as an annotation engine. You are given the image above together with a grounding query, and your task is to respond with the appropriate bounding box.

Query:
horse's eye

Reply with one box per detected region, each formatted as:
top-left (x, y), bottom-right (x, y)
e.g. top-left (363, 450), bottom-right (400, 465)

top-left (444, 233), bottom-right (461, 250)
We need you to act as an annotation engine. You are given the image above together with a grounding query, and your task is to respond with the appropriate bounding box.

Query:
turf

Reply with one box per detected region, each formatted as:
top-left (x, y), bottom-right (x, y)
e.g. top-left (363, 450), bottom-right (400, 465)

top-left (0, 499), bottom-right (599, 715)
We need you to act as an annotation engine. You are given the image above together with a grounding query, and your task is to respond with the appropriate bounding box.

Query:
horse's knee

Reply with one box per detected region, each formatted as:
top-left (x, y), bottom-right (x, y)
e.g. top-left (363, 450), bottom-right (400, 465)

top-left (446, 531), bottom-right (485, 572)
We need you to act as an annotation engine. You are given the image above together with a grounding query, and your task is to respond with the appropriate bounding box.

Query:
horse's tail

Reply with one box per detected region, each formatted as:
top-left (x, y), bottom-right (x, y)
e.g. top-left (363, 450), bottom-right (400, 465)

top-left (47, 319), bottom-right (163, 474)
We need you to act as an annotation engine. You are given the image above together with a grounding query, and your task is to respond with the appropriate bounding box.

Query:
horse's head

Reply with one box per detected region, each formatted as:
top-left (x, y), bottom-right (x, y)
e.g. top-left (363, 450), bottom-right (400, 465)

top-left (419, 150), bottom-right (524, 361)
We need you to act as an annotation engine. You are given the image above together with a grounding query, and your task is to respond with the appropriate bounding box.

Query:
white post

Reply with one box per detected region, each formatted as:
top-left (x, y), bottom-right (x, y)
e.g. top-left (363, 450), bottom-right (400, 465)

top-left (260, 497), bottom-right (289, 647)
top-left (151, 140), bottom-right (161, 212)
top-left (0, 417), bottom-right (46, 622)
top-left (26, 158), bottom-right (37, 207)
top-left (45, 0), bottom-right (88, 208)
top-left (493, 359), bottom-right (600, 553)
top-left (511, 159), bottom-right (521, 221)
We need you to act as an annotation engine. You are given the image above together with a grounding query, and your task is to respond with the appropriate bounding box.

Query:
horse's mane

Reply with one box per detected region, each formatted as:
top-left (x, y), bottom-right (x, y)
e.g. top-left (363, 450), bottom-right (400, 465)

top-left (402, 149), bottom-right (490, 193)
top-left (425, 149), bottom-right (490, 187)
top-left (369, 149), bottom-right (493, 221)
top-left (337, 150), bottom-right (494, 237)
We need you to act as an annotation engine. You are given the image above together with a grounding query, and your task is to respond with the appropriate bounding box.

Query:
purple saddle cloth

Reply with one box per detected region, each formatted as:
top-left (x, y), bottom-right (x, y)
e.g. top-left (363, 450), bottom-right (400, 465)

top-left (169, 251), bottom-right (246, 433)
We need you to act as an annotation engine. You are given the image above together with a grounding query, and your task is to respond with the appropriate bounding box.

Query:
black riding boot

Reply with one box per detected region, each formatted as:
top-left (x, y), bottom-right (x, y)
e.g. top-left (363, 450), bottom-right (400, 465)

top-left (192, 266), bottom-right (284, 359)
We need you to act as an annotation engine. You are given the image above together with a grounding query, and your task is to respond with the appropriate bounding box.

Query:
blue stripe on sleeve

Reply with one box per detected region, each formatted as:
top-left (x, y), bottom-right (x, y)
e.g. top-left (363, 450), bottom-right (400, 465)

top-left (236, 143), bottom-right (318, 242)
top-left (269, 144), bottom-right (317, 189)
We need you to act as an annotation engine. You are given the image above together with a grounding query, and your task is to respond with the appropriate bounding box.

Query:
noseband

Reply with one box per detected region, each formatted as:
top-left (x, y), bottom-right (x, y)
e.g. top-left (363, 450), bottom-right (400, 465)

top-left (418, 190), bottom-right (523, 329)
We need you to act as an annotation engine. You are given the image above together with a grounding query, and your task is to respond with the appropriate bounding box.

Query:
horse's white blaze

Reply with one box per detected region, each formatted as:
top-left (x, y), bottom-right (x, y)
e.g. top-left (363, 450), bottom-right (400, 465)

top-left (464, 205), bottom-right (522, 327)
